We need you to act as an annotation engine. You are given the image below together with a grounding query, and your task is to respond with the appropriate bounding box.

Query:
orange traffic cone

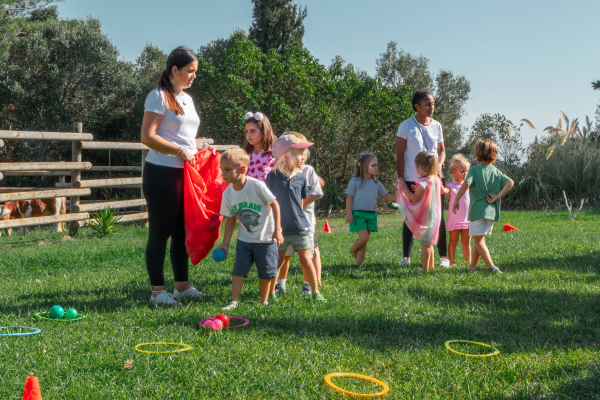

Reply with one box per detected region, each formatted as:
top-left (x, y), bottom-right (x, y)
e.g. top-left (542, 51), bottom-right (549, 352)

top-left (23, 376), bottom-right (42, 400)
top-left (324, 220), bottom-right (331, 233)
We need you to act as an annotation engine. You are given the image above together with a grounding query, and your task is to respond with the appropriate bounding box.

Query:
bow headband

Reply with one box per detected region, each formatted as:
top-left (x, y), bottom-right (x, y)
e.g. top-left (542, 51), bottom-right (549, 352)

top-left (244, 112), bottom-right (264, 121)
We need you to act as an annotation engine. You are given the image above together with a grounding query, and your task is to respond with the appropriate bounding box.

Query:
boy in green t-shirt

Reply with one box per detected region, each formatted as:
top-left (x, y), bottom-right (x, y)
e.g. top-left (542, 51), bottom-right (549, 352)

top-left (452, 140), bottom-right (514, 274)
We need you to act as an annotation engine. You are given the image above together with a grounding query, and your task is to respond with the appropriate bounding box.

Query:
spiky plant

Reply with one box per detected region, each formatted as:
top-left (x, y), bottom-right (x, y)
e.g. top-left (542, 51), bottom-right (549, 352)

top-left (89, 207), bottom-right (123, 238)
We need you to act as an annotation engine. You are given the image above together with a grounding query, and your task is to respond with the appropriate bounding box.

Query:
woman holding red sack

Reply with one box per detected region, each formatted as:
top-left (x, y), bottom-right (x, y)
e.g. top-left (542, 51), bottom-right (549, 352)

top-left (141, 46), bottom-right (215, 306)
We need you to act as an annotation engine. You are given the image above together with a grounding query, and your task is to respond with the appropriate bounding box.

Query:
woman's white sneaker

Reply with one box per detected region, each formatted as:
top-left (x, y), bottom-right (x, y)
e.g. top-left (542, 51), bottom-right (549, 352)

top-left (399, 258), bottom-right (411, 266)
top-left (150, 290), bottom-right (180, 306)
top-left (173, 286), bottom-right (209, 299)
top-left (439, 258), bottom-right (450, 268)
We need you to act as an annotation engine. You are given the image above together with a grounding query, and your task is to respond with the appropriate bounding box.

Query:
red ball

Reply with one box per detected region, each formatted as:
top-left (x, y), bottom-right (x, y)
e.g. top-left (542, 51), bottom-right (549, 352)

top-left (214, 314), bottom-right (229, 328)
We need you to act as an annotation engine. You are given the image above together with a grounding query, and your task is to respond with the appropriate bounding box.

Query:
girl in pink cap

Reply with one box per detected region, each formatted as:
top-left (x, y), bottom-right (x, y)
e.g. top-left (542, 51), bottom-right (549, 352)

top-left (244, 112), bottom-right (277, 181)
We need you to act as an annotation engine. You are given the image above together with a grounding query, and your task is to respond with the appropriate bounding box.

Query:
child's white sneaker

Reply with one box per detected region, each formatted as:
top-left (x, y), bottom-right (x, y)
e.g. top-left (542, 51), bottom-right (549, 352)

top-left (399, 258), bottom-right (410, 266)
top-left (222, 301), bottom-right (238, 310)
top-left (439, 258), bottom-right (450, 268)
top-left (173, 286), bottom-right (209, 299)
top-left (490, 265), bottom-right (502, 274)
top-left (150, 290), bottom-right (180, 306)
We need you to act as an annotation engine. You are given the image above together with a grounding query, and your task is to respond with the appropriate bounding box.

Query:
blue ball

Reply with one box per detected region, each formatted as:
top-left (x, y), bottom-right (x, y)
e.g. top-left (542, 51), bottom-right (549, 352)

top-left (212, 249), bottom-right (226, 262)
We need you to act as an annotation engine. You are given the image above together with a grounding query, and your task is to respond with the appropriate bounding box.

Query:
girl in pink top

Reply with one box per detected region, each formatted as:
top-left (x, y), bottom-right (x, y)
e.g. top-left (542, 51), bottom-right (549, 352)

top-left (244, 112), bottom-right (277, 181)
top-left (445, 154), bottom-right (471, 266)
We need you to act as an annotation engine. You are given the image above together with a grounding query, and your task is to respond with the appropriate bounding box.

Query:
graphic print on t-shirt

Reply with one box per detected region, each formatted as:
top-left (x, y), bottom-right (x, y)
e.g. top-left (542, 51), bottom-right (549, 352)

top-left (232, 202), bottom-right (262, 232)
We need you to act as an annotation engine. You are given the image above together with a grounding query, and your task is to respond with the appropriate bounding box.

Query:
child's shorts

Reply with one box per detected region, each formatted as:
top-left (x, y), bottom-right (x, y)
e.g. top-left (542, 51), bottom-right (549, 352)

top-left (350, 210), bottom-right (377, 233)
top-left (469, 219), bottom-right (494, 236)
top-left (278, 234), bottom-right (311, 252)
top-left (233, 240), bottom-right (278, 280)
top-left (285, 233), bottom-right (315, 257)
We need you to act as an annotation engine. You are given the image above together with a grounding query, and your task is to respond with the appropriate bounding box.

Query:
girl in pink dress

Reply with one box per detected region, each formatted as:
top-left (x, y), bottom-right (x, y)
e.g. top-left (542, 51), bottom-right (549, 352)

top-left (244, 112), bottom-right (277, 181)
top-left (445, 154), bottom-right (471, 266)
top-left (397, 152), bottom-right (450, 271)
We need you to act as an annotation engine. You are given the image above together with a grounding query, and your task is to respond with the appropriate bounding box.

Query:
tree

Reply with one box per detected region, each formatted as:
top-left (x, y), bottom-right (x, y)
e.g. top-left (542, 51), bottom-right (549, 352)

top-left (375, 41), bottom-right (433, 92)
top-left (248, 0), bottom-right (307, 54)
top-left (467, 113), bottom-right (524, 169)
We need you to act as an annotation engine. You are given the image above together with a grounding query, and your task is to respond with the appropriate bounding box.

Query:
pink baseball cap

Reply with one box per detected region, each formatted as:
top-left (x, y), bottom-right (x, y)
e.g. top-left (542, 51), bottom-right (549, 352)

top-left (272, 134), bottom-right (314, 159)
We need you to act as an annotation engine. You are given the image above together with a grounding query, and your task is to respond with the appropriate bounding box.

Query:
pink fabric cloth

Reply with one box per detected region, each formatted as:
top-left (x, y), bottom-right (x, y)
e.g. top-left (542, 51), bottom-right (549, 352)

top-left (248, 152), bottom-right (276, 181)
top-left (446, 179), bottom-right (469, 231)
top-left (397, 176), bottom-right (442, 246)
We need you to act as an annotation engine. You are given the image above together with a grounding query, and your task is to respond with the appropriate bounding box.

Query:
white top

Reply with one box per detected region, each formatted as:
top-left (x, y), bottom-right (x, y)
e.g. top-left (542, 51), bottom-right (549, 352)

top-left (300, 165), bottom-right (323, 234)
top-left (397, 117), bottom-right (444, 181)
top-left (220, 177), bottom-right (276, 243)
top-left (144, 88), bottom-right (200, 168)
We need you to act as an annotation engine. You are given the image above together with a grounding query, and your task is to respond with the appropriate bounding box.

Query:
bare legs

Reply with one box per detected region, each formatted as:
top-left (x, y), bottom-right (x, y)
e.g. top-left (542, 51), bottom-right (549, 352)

top-left (272, 249), bottom-right (319, 294)
top-left (470, 235), bottom-right (493, 270)
top-left (448, 229), bottom-right (471, 265)
top-left (350, 229), bottom-right (370, 266)
top-left (421, 243), bottom-right (434, 271)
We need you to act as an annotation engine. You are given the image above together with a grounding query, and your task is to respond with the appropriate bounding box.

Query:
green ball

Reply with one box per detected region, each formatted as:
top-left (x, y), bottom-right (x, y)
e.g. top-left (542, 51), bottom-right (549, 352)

top-left (49, 305), bottom-right (64, 319)
top-left (65, 308), bottom-right (78, 320)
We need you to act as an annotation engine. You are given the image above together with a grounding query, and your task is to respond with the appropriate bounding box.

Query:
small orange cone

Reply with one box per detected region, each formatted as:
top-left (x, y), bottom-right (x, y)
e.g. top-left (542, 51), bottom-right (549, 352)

top-left (324, 220), bottom-right (331, 233)
top-left (23, 376), bottom-right (42, 400)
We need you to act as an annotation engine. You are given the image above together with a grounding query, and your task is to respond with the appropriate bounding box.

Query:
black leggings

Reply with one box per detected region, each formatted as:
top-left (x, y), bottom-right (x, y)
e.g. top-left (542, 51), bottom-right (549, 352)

top-left (142, 162), bottom-right (189, 286)
top-left (402, 180), bottom-right (447, 258)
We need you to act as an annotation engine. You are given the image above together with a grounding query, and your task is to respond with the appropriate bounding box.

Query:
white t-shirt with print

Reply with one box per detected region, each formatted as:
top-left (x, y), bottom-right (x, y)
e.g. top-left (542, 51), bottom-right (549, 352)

top-left (220, 177), bottom-right (276, 243)
top-left (300, 165), bottom-right (323, 233)
top-left (397, 117), bottom-right (444, 181)
top-left (144, 88), bottom-right (200, 168)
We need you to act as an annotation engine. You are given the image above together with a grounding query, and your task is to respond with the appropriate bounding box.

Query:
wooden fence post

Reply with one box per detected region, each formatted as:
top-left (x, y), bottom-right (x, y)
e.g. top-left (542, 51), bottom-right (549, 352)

top-left (69, 122), bottom-right (83, 236)
top-left (140, 149), bottom-right (149, 228)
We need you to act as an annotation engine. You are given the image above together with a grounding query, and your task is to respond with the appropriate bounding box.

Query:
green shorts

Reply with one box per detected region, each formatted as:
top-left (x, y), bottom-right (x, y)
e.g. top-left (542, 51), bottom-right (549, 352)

top-left (278, 234), bottom-right (312, 252)
top-left (350, 210), bottom-right (378, 233)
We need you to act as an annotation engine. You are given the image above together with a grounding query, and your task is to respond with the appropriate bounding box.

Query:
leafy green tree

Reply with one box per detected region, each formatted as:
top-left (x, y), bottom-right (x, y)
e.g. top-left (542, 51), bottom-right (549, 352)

top-left (467, 113), bottom-right (524, 169)
top-left (248, 0), bottom-right (307, 54)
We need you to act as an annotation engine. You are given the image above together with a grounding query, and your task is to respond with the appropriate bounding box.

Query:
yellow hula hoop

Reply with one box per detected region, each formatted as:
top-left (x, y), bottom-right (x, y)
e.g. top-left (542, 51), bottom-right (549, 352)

top-left (324, 372), bottom-right (390, 398)
top-left (133, 342), bottom-right (193, 354)
top-left (444, 340), bottom-right (500, 357)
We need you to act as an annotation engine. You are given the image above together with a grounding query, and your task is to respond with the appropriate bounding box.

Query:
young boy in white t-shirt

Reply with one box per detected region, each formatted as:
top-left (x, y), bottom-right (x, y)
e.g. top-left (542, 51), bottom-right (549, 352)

top-left (216, 149), bottom-right (284, 309)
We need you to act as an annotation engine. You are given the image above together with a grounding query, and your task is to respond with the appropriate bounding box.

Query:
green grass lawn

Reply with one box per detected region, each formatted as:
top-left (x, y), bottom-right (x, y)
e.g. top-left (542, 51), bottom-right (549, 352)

top-left (0, 210), bottom-right (599, 399)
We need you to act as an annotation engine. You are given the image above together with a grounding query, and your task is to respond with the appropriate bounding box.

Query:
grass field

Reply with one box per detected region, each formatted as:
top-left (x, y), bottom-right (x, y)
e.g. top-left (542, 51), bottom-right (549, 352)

top-left (0, 210), bottom-right (599, 399)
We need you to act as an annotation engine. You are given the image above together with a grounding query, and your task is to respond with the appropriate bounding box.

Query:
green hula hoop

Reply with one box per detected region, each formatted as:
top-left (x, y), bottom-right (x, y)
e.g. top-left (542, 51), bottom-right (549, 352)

top-left (34, 311), bottom-right (85, 322)
top-left (134, 342), bottom-right (193, 354)
top-left (444, 340), bottom-right (500, 357)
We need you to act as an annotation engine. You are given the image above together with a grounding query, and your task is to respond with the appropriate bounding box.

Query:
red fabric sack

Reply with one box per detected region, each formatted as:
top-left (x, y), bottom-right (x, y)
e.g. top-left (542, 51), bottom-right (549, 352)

top-left (184, 150), bottom-right (228, 265)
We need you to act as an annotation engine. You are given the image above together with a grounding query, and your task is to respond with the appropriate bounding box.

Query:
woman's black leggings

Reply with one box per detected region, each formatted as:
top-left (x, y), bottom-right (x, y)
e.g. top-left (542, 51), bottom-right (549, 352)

top-left (142, 162), bottom-right (189, 286)
top-left (402, 180), bottom-right (447, 258)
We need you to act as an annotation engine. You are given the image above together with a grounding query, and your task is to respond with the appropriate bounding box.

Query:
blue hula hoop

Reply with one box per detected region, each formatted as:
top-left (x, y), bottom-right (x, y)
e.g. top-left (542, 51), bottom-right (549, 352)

top-left (0, 326), bottom-right (41, 337)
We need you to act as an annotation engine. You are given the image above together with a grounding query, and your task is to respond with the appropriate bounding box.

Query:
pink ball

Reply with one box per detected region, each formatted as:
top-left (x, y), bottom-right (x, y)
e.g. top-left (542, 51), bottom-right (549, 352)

top-left (203, 320), bottom-right (213, 328)
top-left (212, 319), bottom-right (223, 330)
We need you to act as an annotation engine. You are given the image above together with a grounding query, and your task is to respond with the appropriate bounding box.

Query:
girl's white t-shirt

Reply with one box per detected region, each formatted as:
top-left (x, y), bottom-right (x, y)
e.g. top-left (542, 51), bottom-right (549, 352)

top-left (144, 88), bottom-right (200, 168)
top-left (397, 117), bottom-right (444, 182)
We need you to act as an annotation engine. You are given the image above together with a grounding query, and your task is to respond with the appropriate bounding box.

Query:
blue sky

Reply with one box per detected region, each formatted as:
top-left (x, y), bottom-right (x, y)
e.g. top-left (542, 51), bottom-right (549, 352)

top-left (57, 0), bottom-right (600, 144)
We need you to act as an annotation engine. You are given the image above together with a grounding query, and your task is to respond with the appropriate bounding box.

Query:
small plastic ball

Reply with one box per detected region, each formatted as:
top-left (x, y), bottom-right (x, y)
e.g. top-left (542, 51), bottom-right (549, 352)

top-left (211, 319), bottom-right (223, 330)
top-left (202, 320), bottom-right (213, 328)
top-left (214, 314), bottom-right (229, 328)
top-left (49, 305), bottom-right (64, 319)
top-left (212, 249), bottom-right (226, 262)
top-left (65, 308), bottom-right (78, 320)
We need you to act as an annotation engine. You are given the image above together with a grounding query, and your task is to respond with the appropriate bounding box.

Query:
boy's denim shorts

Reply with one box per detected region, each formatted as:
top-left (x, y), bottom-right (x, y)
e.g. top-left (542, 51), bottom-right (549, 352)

top-left (233, 240), bottom-right (278, 280)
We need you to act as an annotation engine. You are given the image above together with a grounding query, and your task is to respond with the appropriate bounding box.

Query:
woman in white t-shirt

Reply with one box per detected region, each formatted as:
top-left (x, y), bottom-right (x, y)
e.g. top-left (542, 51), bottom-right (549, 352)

top-left (396, 90), bottom-right (449, 268)
top-left (140, 47), bottom-right (214, 305)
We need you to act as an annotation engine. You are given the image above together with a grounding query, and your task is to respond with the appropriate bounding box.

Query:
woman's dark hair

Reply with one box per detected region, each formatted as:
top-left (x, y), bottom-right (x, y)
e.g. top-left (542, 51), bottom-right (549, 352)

top-left (156, 47), bottom-right (198, 116)
top-left (411, 90), bottom-right (433, 112)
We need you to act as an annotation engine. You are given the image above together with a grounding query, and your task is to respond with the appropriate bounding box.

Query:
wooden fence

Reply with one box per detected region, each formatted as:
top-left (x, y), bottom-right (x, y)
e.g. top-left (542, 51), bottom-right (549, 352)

top-left (0, 123), bottom-right (237, 236)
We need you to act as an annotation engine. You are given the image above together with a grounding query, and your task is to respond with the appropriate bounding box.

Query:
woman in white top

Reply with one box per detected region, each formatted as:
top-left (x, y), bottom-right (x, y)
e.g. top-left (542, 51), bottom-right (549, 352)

top-left (141, 47), bottom-right (214, 305)
top-left (396, 90), bottom-right (449, 268)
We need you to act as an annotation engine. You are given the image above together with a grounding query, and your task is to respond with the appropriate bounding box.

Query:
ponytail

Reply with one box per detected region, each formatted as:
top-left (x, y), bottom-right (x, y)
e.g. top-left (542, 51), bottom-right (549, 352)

top-left (156, 46), bottom-right (197, 116)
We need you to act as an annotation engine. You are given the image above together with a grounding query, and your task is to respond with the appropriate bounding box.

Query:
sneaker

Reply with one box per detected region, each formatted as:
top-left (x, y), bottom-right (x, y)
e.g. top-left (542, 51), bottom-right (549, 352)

top-left (468, 268), bottom-right (477, 274)
top-left (274, 283), bottom-right (287, 295)
top-left (222, 301), bottom-right (238, 310)
top-left (150, 290), bottom-right (180, 306)
top-left (399, 258), bottom-right (411, 266)
top-left (439, 258), bottom-right (450, 268)
top-left (312, 293), bottom-right (326, 302)
top-left (173, 286), bottom-right (209, 299)
top-left (268, 293), bottom-right (279, 303)
top-left (301, 283), bottom-right (312, 296)
top-left (490, 265), bottom-right (502, 274)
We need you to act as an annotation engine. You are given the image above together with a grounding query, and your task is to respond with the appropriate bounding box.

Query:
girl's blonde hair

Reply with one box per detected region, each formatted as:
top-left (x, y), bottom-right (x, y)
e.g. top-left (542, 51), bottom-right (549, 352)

top-left (243, 113), bottom-right (276, 155)
top-left (286, 131), bottom-right (310, 160)
top-left (275, 147), bottom-right (305, 178)
top-left (353, 153), bottom-right (378, 188)
top-left (449, 154), bottom-right (470, 171)
top-left (414, 151), bottom-right (438, 177)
